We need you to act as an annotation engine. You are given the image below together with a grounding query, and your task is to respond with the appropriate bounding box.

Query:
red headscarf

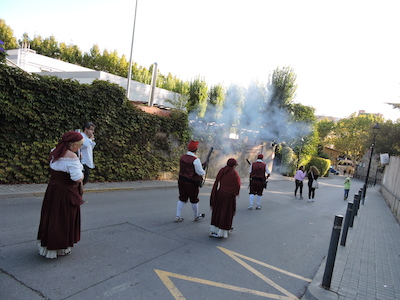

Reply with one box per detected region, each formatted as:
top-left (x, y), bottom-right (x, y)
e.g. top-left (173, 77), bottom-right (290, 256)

top-left (50, 131), bottom-right (83, 162)
top-left (210, 158), bottom-right (241, 207)
top-left (257, 154), bottom-right (264, 159)
top-left (187, 140), bottom-right (199, 152)
top-left (227, 158), bottom-right (238, 167)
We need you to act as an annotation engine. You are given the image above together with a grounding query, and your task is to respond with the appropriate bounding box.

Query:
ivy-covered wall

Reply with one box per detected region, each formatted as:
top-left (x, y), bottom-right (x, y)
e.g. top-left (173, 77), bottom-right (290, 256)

top-left (0, 64), bottom-right (191, 184)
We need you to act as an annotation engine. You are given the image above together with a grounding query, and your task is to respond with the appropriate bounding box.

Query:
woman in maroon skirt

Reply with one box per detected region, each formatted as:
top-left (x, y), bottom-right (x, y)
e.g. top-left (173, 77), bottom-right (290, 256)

top-left (209, 158), bottom-right (241, 238)
top-left (37, 131), bottom-right (85, 258)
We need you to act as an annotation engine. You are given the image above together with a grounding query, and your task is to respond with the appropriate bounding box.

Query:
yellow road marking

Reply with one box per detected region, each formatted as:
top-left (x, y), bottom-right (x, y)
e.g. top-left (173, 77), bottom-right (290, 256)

top-left (217, 247), bottom-right (312, 283)
top-left (155, 247), bottom-right (312, 300)
top-left (155, 269), bottom-right (296, 300)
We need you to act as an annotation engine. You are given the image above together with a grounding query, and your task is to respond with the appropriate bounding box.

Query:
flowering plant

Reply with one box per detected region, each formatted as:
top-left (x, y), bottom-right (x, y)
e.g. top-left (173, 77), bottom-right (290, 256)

top-left (0, 40), bottom-right (5, 63)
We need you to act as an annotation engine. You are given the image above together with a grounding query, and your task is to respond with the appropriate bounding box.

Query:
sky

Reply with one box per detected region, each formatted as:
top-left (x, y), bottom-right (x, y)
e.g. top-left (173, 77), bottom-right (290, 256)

top-left (2, 0), bottom-right (400, 121)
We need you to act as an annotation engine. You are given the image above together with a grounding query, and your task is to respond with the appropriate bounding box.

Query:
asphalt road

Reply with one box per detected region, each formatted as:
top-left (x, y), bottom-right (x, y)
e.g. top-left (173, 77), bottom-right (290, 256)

top-left (0, 175), bottom-right (363, 300)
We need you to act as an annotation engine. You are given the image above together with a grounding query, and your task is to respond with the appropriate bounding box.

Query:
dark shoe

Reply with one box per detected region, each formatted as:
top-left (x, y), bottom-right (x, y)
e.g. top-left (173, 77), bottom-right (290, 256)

top-left (194, 213), bottom-right (205, 221)
top-left (256, 206), bottom-right (262, 210)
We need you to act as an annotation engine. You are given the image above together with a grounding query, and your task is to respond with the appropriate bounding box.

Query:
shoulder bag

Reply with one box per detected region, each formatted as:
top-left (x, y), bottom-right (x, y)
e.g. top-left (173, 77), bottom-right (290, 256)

top-left (311, 173), bottom-right (319, 189)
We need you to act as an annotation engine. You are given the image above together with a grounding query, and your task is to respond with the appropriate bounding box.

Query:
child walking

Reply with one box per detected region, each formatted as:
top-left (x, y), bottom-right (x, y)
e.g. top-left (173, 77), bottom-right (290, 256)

top-left (344, 177), bottom-right (351, 200)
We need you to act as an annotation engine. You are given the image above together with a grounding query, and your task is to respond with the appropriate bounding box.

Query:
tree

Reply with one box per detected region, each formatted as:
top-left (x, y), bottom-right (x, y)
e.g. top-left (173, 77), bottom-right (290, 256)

top-left (0, 19), bottom-right (18, 49)
top-left (374, 120), bottom-right (400, 156)
top-left (317, 118), bottom-right (335, 143)
top-left (116, 54), bottom-right (129, 77)
top-left (81, 44), bottom-right (101, 69)
top-left (165, 94), bottom-right (189, 111)
top-left (159, 72), bottom-right (176, 91)
top-left (29, 35), bottom-right (60, 58)
top-left (207, 84), bottom-right (225, 120)
top-left (290, 103), bottom-right (316, 123)
top-left (174, 80), bottom-right (190, 96)
top-left (267, 66), bottom-right (297, 109)
top-left (187, 77), bottom-right (209, 117)
top-left (59, 43), bottom-right (82, 65)
top-left (331, 114), bottom-right (383, 162)
top-left (258, 67), bottom-right (300, 143)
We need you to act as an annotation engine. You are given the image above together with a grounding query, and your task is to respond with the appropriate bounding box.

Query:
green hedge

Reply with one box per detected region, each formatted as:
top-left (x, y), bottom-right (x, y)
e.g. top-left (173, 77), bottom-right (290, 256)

top-left (281, 146), bottom-right (297, 176)
top-left (0, 64), bottom-right (191, 183)
top-left (306, 157), bottom-right (331, 177)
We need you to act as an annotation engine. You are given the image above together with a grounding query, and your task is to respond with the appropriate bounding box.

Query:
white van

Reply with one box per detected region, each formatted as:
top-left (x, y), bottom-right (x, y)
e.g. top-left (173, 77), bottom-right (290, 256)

top-left (337, 159), bottom-right (354, 175)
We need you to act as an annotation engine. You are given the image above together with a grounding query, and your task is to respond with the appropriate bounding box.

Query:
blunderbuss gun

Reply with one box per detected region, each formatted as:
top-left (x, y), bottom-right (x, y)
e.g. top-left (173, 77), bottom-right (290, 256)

top-left (246, 158), bottom-right (251, 189)
top-left (200, 147), bottom-right (214, 187)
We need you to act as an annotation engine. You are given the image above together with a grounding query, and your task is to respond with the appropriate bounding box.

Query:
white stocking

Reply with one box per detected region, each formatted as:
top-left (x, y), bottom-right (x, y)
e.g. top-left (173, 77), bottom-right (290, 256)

top-left (176, 201), bottom-right (185, 217)
top-left (249, 194), bottom-right (254, 206)
top-left (257, 195), bottom-right (262, 206)
top-left (191, 203), bottom-right (199, 218)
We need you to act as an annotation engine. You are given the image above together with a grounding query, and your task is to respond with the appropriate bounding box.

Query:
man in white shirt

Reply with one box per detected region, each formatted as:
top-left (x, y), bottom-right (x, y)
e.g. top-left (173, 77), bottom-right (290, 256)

top-left (174, 140), bottom-right (207, 222)
top-left (81, 122), bottom-right (96, 185)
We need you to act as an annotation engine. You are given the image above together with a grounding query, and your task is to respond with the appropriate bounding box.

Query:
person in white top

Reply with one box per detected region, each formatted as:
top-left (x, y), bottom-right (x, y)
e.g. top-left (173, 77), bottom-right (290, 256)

top-left (175, 140), bottom-right (207, 222)
top-left (81, 122), bottom-right (96, 185)
top-left (294, 166), bottom-right (307, 199)
top-left (37, 131), bottom-right (84, 259)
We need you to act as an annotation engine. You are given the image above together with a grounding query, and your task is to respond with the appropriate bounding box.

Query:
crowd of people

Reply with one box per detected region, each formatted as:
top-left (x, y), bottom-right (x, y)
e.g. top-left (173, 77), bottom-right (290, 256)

top-left (37, 131), bottom-right (348, 258)
top-left (175, 141), bottom-right (326, 240)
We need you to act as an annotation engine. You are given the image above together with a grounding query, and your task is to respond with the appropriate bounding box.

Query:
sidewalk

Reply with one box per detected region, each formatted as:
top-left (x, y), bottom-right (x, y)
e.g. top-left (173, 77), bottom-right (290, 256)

top-left (0, 180), bottom-right (179, 199)
top-left (303, 184), bottom-right (400, 300)
top-left (1, 177), bottom-right (399, 299)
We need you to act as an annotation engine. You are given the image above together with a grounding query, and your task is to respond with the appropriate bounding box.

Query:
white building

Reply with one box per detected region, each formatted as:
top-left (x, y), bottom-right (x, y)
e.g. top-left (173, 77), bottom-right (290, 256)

top-left (6, 48), bottom-right (180, 107)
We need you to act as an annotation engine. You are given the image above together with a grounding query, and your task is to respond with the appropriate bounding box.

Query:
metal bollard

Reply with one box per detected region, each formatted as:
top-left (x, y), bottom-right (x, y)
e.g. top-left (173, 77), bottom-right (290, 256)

top-left (322, 215), bottom-right (343, 289)
top-left (349, 194), bottom-right (358, 228)
top-left (353, 194), bottom-right (359, 216)
top-left (340, 202), bottom-right (353, 246)
top-left (358, 189), bottom-right (362, 209)
top-left (360, 188), bottom-right (365, 205)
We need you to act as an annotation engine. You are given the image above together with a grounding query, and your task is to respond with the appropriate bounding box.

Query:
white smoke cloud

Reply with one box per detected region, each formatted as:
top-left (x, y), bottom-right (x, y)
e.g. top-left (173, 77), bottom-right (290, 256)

top-left (189, 81), bottom-right (312, 147)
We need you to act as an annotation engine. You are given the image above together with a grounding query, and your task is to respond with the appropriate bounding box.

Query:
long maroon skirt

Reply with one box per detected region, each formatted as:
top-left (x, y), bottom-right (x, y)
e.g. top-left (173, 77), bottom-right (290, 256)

top-left (210, 190), bottom-right (236, 231)
top-left (37, 170), bottom-right (82, 250)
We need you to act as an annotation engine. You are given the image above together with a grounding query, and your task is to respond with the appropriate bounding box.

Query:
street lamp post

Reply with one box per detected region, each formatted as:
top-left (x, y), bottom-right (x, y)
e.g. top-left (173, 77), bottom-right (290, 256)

top-left (126, 0), bottom-right (139, 99)
top-left (362, 123), bottom-right (380, 203)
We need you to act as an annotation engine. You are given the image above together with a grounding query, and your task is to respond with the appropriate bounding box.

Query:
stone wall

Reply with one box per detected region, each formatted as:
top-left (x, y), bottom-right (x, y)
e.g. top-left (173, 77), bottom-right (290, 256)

top-left (380, 156), bottom-right (400, 222)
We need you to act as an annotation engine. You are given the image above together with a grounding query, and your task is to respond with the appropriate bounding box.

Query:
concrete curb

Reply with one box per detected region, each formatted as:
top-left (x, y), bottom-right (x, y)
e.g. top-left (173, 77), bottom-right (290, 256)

top-left (302, 256), bottom-right (339, 300)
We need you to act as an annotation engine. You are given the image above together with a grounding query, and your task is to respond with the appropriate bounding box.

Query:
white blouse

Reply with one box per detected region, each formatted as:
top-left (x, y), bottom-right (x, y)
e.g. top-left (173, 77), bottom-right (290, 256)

top-left (50, 157), bottom-right (84, 182)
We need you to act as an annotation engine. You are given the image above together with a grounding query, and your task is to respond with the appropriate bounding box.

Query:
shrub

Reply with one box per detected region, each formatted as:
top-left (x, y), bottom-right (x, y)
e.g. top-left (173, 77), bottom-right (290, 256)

top-left (281, 146), bottom-right (297, 176)
top-left (306, 157), bottom-right (331, 177)
top-left (0, 64), bottom-right (190, 183)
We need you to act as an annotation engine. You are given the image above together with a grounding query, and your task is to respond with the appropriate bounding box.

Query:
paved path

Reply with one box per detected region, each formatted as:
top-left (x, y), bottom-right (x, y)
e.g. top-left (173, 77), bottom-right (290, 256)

top-left (0, 180), bottom-right (179, 199)
top-left (1, 175), bottom-right (399, 299)
top-left (303, 184), bottom-right (400, 300)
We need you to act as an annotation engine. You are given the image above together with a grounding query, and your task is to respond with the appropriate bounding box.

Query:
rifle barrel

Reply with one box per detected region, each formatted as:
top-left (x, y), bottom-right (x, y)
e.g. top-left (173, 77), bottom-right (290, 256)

top-left (205, 147), bottom-right (214, 163)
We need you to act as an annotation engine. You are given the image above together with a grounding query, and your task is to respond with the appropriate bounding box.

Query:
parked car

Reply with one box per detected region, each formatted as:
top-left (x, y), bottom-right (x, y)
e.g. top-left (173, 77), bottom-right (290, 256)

top-left (337, 159), bottom-right (354, 175)
top-left (329, 166), bottom-right (339, 175)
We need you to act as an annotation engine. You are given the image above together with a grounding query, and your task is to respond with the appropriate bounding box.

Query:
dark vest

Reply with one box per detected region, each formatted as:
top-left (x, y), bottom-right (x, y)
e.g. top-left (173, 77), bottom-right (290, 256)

top-left (179, 154), bottom-right (202, 182)
top-left (250, 161), bottom-right (266, 180)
